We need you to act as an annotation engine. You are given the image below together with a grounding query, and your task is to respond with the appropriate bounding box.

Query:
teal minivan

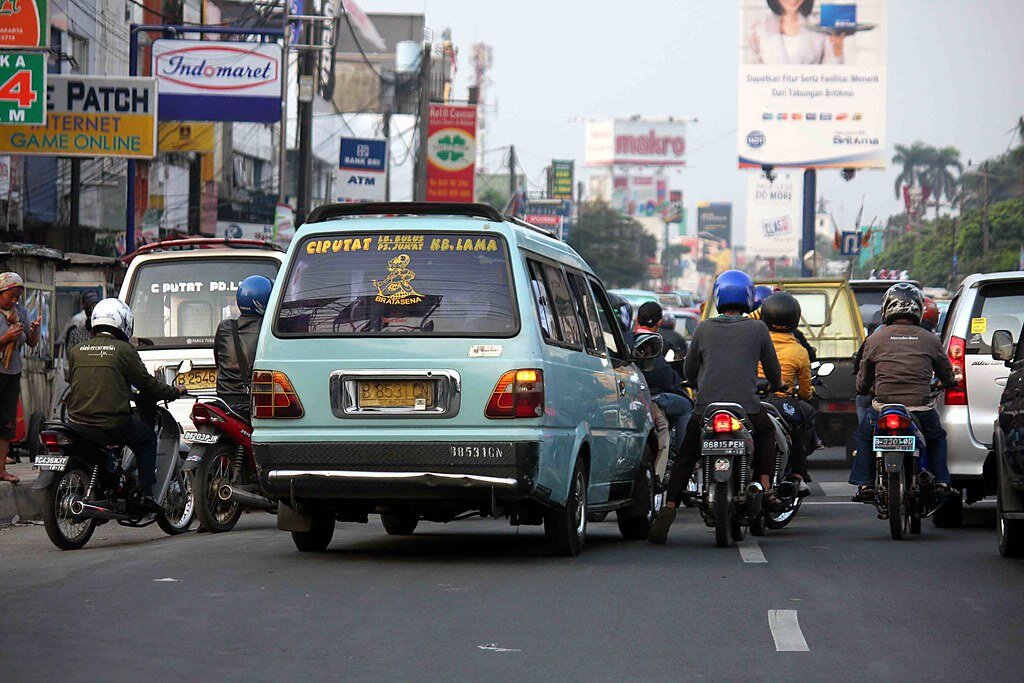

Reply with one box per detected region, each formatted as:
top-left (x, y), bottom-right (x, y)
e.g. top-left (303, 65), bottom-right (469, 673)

top-left (252, 203), bottom-right (658, 556)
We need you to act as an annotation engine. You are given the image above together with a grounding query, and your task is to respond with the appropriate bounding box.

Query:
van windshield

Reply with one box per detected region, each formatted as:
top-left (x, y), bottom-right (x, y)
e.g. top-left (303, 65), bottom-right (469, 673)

top-left (127, 257), bottom-right (280, 348)
top-left (276, 232), bottom-right (518, 338)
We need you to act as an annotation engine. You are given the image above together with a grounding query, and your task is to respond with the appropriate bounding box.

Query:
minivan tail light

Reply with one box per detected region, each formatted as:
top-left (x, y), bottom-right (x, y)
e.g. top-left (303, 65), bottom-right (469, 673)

top-left (251, 371), bottom-right (304, 419)
top-left (485, 369), bottom-right (544, 419)
top-left (878, 412), bottom-right (910, 431)
top-left (711, 411), bottom-right (741, 433)
top-left (945, 336), bottom-right (967, 406)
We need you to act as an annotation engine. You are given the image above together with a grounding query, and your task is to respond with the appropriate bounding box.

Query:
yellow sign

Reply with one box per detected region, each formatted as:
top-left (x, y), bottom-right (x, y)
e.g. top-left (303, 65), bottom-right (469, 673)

top-left (372, 254), bottom-right (424, 305)
top-left (0, 75), bottom-right (157, 158)
top-left (158, 122), bottom-right (214, 152)
top-left (971, 317), bottom-right (987, 334)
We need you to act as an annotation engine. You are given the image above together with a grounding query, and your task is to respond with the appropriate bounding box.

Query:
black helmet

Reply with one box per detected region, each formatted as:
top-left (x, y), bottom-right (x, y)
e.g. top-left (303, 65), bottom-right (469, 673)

top-left (881, 282), bottom-right (923, 325)
top-left (607, 292), bottom-right (633, 332)
top-left (761, 291), bottom-right (801, 332)
top-left (637, 301), bottom-right (664, 328)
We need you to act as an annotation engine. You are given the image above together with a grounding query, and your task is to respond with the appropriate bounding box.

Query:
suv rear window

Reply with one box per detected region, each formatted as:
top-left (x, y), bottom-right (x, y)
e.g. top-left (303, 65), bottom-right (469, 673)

top-left (966, 281), bottom-right (1024, 353)
top-left (276, 232), bottom-right (518, 337)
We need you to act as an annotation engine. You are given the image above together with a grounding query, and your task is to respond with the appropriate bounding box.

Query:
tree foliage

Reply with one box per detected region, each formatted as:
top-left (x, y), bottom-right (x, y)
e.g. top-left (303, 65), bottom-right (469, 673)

top-left (567, 201), bottom-right (657, 288)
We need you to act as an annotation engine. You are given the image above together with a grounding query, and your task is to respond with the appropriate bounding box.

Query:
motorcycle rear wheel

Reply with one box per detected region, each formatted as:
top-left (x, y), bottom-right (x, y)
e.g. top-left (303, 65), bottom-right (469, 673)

top-left (195, 444), bottom-right (244, 533)
top-left (713, 481), bottom-right (731, 548)
top-left (42, 468), bottom-right (96, 551)
top-left (888, 470), bottom-right (907, 540)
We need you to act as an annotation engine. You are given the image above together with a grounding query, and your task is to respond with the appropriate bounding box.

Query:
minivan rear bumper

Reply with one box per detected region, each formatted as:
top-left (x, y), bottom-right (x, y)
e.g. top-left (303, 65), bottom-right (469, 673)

top-left (254, 441), bottom-right (540, 500)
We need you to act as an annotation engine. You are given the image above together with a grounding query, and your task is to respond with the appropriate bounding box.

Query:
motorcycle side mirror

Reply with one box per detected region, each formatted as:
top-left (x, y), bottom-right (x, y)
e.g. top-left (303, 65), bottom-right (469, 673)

top-left (991, 329), bottom-right (1015, 363)
top-left (632, 334), bottom-right (663, 362)
top-left (177, 359), bottom-right (194, 375)
top-left (817, 362), bottom-right (836, 377)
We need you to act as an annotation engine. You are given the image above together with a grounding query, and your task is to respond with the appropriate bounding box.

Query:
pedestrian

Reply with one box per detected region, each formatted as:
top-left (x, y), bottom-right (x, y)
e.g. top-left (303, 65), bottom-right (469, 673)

top-left (63, 289), bottom-right (101, 351)
top-left (0, 273), bottom-right (41, 483)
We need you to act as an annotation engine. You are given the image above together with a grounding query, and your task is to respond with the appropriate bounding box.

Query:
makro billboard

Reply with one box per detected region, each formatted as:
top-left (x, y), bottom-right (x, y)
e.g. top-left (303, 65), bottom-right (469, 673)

top-left (0, 75), bottom-right (157, 157)
top-left (585, 118), bottom-right (687, 167)
top-left (152, 40), bottom-right (283, 123)
top-left (737, 0), bottom-right (887, 169)
top-left (426, 103), bottom-right (477, 202)
top-left (745, 172), bottom-right (802, 258)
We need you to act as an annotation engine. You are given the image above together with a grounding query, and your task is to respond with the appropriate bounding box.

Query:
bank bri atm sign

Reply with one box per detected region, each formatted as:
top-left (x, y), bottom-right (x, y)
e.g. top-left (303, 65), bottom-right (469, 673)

top-left (152, 40), bottom-right (283, 123)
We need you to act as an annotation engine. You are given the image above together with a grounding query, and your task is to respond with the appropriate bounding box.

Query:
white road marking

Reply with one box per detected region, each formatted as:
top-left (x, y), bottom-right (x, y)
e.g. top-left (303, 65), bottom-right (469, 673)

top-left (819, 482), bottom-right (856, 496)
top-left (152, 577), bottom-right (180, 582)
top-left (769, 610), bottom-right (809, 652)
top-left (803, 501), bottom-right (859, 505)
top-left (477, 644), bottom-right (522, 653)
top-left (738, 539), bottom-right (767, 563)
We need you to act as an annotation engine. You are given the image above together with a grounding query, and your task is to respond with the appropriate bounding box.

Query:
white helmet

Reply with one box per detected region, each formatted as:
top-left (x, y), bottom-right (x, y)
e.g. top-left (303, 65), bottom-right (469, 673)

top-left (90, 298), bottom-right (134, 341)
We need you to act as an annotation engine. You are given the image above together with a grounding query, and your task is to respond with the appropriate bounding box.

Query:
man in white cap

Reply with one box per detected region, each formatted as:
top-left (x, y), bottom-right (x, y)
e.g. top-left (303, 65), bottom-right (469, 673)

top-left (0, 272), bottom-right (41, 483)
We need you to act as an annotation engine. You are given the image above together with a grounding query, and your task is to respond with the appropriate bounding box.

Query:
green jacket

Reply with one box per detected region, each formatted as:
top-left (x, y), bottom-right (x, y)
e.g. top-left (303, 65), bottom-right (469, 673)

top-left (67, 333), bottom-right (180, 429)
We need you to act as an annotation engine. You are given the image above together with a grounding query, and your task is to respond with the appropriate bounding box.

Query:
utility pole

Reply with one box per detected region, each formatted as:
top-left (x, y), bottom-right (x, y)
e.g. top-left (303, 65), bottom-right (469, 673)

top-left (69, 159), bottom-right (81, 252)
top-left (382, 109), bottom-right (392, 201)
top-left (413, 44), bottom-right (432, 201)
top-left (508, 144), bottom-right (517, 206)
top-left (296, 17), bottom-right (315, 223)
top-left (276, 0), bottom-right (291, 209)
top-left (982, 161), bottom-right (991, 259)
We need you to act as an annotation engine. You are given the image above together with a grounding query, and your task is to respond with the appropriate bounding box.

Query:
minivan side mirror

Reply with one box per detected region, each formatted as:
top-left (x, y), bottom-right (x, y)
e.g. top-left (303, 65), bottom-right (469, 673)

top-left (991, 329), bottom-right (1015, 363)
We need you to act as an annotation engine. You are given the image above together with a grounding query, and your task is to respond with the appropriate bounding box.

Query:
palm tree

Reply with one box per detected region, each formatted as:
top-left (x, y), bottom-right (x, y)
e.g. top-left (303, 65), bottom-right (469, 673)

top-left (923, 146), bottom-right (962, 216)
top-left (892, 141), bottom-right (934, 199)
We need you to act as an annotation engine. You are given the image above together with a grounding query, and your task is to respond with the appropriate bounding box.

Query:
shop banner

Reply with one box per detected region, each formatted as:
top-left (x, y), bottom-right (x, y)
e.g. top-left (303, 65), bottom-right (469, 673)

top-left (338, 136), bottom-right (387, 202)
top-left (152, 40), bottom-right (283, 123)
top-left (697, 201), bottom-right (733, 248)
top-left (426, 103), bottom-right (477, 203)
top-left (737, 0), bottom-right (887, 169)
top-left (0, 52), bottom-right (45, 124)
top-left (0, 75), bottom-right (156, 157)
top-left (745, 172), bottom-right (802, 258)
top-left (549, 159), bottom-right (574, 200)
top-left (0, 0), bottom-right (48, 49)
top-left (158, 122), bottom-right (215, 152)
top-left (521, 198), bottom-right (573, 242)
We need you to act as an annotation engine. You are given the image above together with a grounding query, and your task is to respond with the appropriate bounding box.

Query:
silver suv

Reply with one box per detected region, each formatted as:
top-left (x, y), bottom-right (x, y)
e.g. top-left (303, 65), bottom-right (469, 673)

top-left (936, 271), bottom-right (1024, 526)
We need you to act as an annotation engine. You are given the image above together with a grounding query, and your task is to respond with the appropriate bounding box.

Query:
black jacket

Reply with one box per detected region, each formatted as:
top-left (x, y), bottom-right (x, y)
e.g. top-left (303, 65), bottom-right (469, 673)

top-left (215, 315), bottom-right (262, 402)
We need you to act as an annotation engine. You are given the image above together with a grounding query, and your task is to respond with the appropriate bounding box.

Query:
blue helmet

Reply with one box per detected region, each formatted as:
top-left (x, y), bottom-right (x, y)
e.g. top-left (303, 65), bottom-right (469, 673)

top-left (753, 285), bottom-right (774, 311)
top-left (713, 270), bottom-right (755, 313)
top-left (236, 275), bottom-right (273, 317)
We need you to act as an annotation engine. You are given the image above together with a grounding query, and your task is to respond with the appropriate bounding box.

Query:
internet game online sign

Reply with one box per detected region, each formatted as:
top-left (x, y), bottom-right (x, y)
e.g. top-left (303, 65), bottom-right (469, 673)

top-left (152, 40), bottom-right (283, 123)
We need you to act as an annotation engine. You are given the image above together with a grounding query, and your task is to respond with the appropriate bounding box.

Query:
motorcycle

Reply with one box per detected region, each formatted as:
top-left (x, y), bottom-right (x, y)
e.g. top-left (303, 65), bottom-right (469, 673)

top-left (35, 360), bottom-right (195, 550)
top-left (184, 397), bottom-right (275, 532)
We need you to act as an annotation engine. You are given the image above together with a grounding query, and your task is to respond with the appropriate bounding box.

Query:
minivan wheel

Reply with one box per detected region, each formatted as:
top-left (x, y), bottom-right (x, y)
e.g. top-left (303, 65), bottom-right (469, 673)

top-left (545, 460), bottom-right (587, 556)
top-left (933, 488), bottom-right (964, 528)
top-left (617, 450), bottom-right (656, 540)
top-left (381, 511), bottom-right (419, 536)
top-left (292, 513), bottom-right (335, 552)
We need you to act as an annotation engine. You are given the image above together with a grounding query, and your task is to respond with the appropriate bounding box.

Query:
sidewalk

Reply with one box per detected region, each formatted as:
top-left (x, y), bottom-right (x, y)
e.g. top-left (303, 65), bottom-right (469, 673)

top-left (0, 461), bottom-right (44, 526)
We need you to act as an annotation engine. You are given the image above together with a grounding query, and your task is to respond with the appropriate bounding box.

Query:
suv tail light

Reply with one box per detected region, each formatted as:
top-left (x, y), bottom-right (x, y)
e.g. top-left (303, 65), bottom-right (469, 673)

top-left (251, 371), bottom-right (305, 419)
top-left (485, 369), bottom-right (544, 419)
top-left (711, 411), bottom-right (741, 433)
top-left (945, 336), bottom-right (967, 406)
top-left (878, 412), bottom-right (910, 431)
top-left (40, 430), bottom-right (72, 452)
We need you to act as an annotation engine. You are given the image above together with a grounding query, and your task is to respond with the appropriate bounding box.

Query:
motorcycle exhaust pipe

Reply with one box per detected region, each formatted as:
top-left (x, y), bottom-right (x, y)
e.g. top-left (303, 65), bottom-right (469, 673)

top-left (918, 470), bottom-right (934, 487)
top-left (69, 499), bottom-right (130, 521)
top-left (776, 481), bottom-right (797, 502)
top-left (745, 482), bottom-right (764, 519)
top-left (218, 484), bottom-right (276, 510)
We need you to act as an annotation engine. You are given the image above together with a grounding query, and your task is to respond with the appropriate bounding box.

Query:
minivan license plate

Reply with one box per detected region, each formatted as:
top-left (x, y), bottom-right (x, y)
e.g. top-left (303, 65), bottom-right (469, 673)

top-left (873, 435), bottom-right (915, 452)
top-left (35, 455), bottom-right (69, 471)
top-left (358, 381), bottom-right (433, 408)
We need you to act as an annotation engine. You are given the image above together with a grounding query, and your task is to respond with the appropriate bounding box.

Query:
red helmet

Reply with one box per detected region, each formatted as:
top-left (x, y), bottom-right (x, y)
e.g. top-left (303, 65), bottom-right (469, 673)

top-left (921, 296), bottom-right (940, 331)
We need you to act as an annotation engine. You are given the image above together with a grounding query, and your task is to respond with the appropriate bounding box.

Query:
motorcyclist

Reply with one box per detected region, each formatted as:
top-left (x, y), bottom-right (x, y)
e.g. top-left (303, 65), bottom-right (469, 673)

top-left (849, 283), bottom-right (957, 502)
top-left (658, 314), bottom-right (688, 362)
top-left (214, 275), bottom-right (273, 421)
top-left (920, 296), bottom-right (940, 333)
top-left (648, 270), bottom-right (782, 544)
top-left (750, 284), bottom-right (818, 362)
top-left (757, 292), bottom-right (815, 494)
top-left (65, 299), bottom-right (185, 513)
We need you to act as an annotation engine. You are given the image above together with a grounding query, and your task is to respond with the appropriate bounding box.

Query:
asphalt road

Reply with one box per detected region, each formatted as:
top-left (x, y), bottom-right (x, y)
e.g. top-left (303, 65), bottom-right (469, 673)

top-left (3, 448), bottom-right (1023, 681)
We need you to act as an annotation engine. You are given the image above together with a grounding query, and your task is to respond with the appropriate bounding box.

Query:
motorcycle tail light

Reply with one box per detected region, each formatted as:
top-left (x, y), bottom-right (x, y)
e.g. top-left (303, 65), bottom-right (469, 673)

top-left (40, 430), bottom-right (72, 452)
top-left (190, 403), bottom-right (224, 424)
top-left (944, 336), bottom-right (967, 406)
top-left (485, 369), bottom-right (544, 419)
top-left (878, 413), bottom-right (911, 431)
top-left (251, 371), bottom-right (304, 419)
top-left (711, 411), bottom-right (740, 433)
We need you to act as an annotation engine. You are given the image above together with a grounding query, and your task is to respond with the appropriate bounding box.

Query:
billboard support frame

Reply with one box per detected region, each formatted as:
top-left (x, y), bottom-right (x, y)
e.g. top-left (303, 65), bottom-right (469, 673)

top-left (127, 23), bottom-right (285, 253)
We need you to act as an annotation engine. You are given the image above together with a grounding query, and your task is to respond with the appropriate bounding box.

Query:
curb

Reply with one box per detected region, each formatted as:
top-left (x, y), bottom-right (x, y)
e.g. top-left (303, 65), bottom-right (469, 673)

top-left (0, 480), bottom-right (45, 526)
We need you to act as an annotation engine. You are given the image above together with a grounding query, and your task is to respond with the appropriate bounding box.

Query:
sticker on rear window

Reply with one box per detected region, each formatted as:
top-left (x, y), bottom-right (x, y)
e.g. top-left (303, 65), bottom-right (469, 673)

top-left (971, 317), bottom-right (987, 334)
top-left (373, 254), bottom-right (425, 305)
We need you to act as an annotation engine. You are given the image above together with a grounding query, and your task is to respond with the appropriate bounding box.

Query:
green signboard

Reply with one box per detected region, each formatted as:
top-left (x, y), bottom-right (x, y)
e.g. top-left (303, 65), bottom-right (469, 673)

top-left (0, 51), bottom-right (45, 124)
top-left (0, 0), bottom-right (49, 49)
top-left (550, 159), bottom-right (574, 200)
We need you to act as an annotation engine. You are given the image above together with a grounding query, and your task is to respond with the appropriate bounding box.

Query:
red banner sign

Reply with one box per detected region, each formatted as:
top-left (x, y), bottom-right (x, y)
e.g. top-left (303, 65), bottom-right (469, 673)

top-left (426, 103), bottom-right (477, 203)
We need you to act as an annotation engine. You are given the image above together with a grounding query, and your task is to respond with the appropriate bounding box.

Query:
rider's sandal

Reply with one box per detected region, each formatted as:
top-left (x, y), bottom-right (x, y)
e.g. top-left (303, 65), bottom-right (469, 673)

top-left (852, 486), bottom-right (874, 503)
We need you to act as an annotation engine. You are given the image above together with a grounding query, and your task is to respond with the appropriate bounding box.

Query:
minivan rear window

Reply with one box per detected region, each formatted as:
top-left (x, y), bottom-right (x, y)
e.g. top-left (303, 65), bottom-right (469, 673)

top-left (276, 232), bottom-right (518, 337)
top-left (966, 282), bottom-right (1024, 353)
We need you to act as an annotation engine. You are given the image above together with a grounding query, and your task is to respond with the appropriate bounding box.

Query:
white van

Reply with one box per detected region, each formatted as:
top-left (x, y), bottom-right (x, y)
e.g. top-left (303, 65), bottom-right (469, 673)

top-left (118, 239), bottom-right (285, 430)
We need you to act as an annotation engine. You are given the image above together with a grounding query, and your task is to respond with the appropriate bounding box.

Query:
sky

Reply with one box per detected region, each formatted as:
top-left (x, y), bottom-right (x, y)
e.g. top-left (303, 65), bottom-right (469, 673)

top-left (357, 0), bottom-right (1024, 245)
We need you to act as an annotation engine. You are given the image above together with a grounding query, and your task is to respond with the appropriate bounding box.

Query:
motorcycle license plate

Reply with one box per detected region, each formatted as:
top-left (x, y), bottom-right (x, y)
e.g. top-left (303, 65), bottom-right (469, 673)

top-left (873, 435), bottom-right (915, 452)
top-left (35, 455), bottom-right (69, 471)
top-left (702, 439), bottom-right (746, 456)
top-left (183, 431), bottom-right (219, 445)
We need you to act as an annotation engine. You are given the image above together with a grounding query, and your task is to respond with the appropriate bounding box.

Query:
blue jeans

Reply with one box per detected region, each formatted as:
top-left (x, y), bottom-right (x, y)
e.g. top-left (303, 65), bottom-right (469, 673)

top-left (653, 392), bottom-right (693, 451)
top-left (855, 394), bottom-right (872, 425)
top-left (849, 406), bottom-right (950, 486)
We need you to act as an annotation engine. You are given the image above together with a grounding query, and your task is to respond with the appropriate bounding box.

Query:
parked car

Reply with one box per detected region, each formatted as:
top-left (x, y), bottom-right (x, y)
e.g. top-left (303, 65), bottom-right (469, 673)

top-left (670, 290), bottom-right (697, 308)
top-left (252, 203), bottom-right (659, 556)
top-left (609, 288), bottom-right (659, 313)
top-left (991, 321), bottom-right (1024, 557)
top-left (936, 271), bottom-right (1024, 526)
top-left (119, 238), bottom-right (286, 431)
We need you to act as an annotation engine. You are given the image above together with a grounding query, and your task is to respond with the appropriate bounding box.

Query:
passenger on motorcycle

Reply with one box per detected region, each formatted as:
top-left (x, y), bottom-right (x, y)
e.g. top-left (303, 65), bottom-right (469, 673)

top-left (65, 299), bottom-right (186, 512)
top-left (849, 283), bottom-right (957, 502)
top-left (214, 275), bottom-right (272, 421)
top-left (648, 270), bottom-right (783, 544)
top-left (750, 284), bottom-right (818, 362)
top-left (757, 292), bottom-right (815, 493)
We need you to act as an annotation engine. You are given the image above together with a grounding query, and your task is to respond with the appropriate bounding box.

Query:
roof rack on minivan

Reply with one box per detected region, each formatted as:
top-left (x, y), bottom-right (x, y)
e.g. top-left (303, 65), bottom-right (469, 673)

top-left (123, 238), bottom-right (285, 263)
top-left (506, 215), bottom-right (558, 240)
top-left (305, 202), bottom-right (505, 224)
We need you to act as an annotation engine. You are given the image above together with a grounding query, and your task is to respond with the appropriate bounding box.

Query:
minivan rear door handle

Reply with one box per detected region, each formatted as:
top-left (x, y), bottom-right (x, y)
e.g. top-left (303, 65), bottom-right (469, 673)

top-left (617, 380), bottom-right (627, 397)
